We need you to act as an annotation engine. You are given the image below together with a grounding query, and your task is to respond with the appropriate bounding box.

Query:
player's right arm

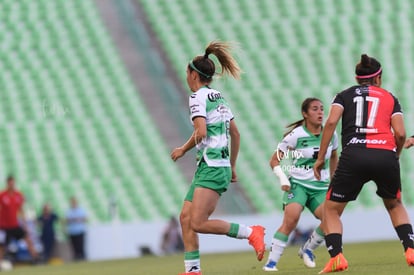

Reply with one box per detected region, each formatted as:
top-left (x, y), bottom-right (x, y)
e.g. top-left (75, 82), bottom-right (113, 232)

top-left (269, 150), bottom-right (283, 169)
top-left (271, 130), bottom-right (298, 191)
top-left (314, 104), bottom-right (343, 180)
top-left (329, 132), bottom-right (339, 179)
top-left (329, 149), bottom-right (338, 179)
top-left (270, 150), bottom-right (291, 191)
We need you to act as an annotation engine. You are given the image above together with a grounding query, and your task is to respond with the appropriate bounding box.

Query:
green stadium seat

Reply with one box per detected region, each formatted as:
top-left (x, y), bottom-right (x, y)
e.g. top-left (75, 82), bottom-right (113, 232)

top-left (137, 0), bottom-right (414, 212)
top-left (0, 0), bottom-right (191, 223)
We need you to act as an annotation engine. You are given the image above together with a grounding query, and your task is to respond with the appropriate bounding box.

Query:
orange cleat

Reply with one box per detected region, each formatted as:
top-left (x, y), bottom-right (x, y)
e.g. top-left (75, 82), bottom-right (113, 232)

top-left (405, 247), bottom-right (414, 266)
top-left (319, 253), bottom-right (348, 273)
top-left (248, 225), bottom-right (266, 261)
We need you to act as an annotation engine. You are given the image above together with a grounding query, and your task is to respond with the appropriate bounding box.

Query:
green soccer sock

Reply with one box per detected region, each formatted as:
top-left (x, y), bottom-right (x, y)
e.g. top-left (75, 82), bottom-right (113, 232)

top-left (303, 226), bottom-right (325, 251)
top-left (227, 223), bottom-right (239, 238)
top-left (184, 250), bottom-right (200, 272)
top-left (267, 232), bottom-right (288, 263)
top-left (227, 223), bottom-right (253, 239)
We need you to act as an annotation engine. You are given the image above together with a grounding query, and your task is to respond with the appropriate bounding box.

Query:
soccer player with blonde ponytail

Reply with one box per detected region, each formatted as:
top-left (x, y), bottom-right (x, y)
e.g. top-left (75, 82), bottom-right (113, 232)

top-left (171, 41), bottom-right (265, 275)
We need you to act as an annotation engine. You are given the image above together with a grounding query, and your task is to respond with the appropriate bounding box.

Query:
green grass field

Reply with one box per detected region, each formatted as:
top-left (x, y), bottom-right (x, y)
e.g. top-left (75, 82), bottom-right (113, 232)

top-left (6, 240), bottom-right (414, 275)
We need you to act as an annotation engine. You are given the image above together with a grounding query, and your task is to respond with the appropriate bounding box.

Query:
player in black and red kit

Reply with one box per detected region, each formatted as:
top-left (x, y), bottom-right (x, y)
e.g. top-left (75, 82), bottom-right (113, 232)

top-left (313, 54), bottom-right (414, 273)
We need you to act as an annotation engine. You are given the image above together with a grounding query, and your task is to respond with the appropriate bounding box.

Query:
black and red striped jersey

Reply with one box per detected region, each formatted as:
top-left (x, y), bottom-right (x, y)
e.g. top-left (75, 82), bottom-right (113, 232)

top-left (332, 85), bottom-right (402, 151)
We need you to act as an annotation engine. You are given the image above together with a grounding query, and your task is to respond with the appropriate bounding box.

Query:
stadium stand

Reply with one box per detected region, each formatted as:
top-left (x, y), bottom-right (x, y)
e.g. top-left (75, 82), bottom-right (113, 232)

top-left (137, 0), bottom-right (414, 212)
top-left (0, 0), bottom-right (188, 222)
top-left (1, 0), bottom-right (414, 224)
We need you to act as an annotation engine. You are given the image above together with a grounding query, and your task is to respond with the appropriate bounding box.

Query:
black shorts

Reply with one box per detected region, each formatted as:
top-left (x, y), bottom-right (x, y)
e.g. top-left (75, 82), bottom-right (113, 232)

top-left (0, 227), bottom-right (26, 245)
top-left (327, 147), bottom-right (401, 202)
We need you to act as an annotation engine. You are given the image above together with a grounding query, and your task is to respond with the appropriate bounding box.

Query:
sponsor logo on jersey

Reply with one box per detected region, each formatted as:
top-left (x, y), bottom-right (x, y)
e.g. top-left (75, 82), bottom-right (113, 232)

top-left (217, 104), bottom-right (229, 114)
top-left (331, 192), bottom-right (345, 199)
top-left (276, 146), bottom-right (304, 162)
top-left (190, 104), bottom-right (200, 114)
top-left (207, 92), bottom-right (223, 102)
top-left (347, 137), bottom-right (387, 145)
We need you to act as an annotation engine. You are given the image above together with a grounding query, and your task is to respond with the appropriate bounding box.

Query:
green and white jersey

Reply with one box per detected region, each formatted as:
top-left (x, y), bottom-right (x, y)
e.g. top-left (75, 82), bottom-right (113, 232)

top-left (189, 87), bottom-right (233, 167)
top-left (277, 125), bottom-right (338, 190)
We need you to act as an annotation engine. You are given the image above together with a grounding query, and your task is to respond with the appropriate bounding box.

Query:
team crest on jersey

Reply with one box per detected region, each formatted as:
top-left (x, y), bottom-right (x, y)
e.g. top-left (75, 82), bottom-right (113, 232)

top-left (287, 192), bottom-right (295, 200)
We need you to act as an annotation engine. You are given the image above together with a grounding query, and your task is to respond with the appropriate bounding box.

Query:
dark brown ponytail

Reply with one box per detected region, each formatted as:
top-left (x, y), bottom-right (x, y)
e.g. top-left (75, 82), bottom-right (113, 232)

top-left (188, 41), bottom-right (241, 83)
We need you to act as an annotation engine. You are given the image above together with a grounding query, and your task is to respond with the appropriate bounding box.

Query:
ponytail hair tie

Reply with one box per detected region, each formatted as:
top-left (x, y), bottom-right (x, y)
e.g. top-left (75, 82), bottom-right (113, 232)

top-left (204, 53), bottom-right (209, 59)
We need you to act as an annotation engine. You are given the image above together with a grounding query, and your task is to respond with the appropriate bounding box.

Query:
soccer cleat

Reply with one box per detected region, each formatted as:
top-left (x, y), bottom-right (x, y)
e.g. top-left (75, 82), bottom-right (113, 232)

top-left (262, 260), bottom-right (278, 271)
top-left (405, 247), bottom-right (414, 266)
top-left (248, 225), bottom-right (266, 261)
top-left (319, 253), bottom-right (348, 273)
top-left (298, 246), bottom-right (316, 268)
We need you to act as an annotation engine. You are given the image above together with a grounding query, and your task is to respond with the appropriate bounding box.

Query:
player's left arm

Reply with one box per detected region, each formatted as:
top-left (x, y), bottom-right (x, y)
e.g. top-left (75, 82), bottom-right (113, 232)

top-left (229, 119), bottom-right (240, 182)
top-left (18, 207), bottom-right (25, 222)
top-left (171, 117), bottom-right (206, 161)
top-left (404, 136), bottom-right (414, 149)
top-left (79, 210), bottom-right (88, 223)
top-left (18, 205), bottom-right (30, 232)
top-left (391, 113), bottom-right (406, 157)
